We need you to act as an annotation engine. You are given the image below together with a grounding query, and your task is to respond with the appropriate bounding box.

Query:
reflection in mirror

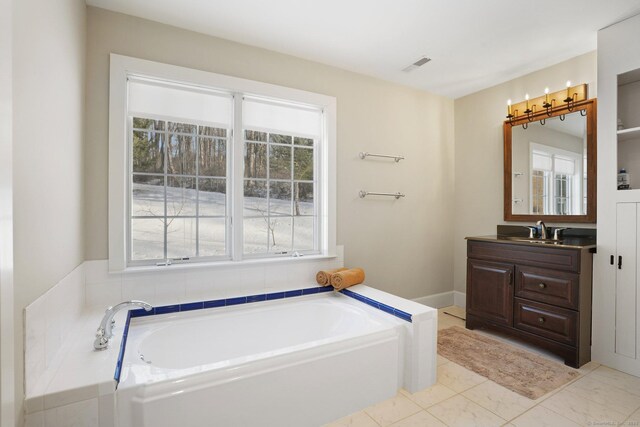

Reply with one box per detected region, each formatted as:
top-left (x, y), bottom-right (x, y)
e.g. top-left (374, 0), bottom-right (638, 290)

top-left (511, 112), bottom-right (587, 215)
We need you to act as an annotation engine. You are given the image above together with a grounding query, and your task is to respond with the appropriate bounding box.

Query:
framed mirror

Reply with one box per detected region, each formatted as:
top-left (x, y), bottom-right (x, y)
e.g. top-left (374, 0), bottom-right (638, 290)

top-left (504, 99), bottom-right (596, 222)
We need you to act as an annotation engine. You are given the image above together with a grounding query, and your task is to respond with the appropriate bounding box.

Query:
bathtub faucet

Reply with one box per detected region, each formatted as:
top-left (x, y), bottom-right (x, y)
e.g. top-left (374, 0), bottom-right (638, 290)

top-left (94, 300), bottom-right (153, 350)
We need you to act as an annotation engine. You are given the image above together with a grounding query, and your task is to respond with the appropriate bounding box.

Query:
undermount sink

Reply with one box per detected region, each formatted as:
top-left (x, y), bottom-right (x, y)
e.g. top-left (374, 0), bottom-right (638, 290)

top-left (503, 237), bottom-right (564, 244)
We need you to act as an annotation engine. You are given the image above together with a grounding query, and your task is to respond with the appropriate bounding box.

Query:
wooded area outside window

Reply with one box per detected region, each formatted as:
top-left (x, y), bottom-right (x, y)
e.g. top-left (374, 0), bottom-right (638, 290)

top-left (242, 97), bottom-right (320, 256)
top-left (130, 117), bottom-right (230, 264)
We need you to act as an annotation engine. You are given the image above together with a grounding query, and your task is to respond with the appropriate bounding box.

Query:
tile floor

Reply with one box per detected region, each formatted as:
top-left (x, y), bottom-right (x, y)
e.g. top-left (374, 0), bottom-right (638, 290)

top-left (325, 307), bottom-right (640, 427)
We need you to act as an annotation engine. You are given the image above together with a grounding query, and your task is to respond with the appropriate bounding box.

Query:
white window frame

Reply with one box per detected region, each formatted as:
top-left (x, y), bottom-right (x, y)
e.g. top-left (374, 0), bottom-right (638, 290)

top-left (108, 54), bottom-right (336, 271)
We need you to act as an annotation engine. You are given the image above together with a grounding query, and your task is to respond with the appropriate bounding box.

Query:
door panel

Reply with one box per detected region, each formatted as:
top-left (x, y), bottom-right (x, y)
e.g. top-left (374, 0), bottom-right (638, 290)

top-left (616, 203), bottom-right (637, 358)
top-left (467, 259), bottom-right (514, 326)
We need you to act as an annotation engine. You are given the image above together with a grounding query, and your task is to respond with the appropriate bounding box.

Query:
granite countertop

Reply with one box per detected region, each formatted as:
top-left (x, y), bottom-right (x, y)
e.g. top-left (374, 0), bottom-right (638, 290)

top-left (465, 235), bottom-right (597, 250)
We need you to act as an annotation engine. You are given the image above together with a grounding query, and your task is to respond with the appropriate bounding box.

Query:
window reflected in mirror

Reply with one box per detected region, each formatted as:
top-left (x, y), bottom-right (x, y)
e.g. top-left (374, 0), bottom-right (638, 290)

top-left (511, 113), bottom-right (587, 216)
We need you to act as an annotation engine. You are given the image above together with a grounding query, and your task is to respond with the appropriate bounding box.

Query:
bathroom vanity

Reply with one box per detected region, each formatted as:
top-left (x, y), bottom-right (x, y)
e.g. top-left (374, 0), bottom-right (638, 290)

top-left (465, 234), bottom-right (595, 368)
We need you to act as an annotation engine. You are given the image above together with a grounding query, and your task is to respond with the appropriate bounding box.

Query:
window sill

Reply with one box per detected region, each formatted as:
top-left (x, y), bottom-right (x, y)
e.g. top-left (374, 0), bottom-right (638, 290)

top-left (112, 253), bottom-right (339, 275)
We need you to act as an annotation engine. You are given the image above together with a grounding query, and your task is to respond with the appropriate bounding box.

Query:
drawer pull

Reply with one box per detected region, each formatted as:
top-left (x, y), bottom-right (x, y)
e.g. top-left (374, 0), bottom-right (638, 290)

top-left (538, 317), bottom-right (546, 323)
top-left (538, 283), bottom-right (546, 289)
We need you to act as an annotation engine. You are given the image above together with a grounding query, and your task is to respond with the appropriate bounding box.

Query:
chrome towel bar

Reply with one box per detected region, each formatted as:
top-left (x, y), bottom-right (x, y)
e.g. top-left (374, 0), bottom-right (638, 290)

top-left (359, 190), bottom-right (405, 199)
top-left (358, 152), bottom-right (404, 162)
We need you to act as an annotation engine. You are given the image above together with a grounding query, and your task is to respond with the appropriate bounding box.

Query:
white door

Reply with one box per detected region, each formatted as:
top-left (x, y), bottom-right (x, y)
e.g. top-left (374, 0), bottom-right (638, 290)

top-left (616, 203), bottom-right (638, 358)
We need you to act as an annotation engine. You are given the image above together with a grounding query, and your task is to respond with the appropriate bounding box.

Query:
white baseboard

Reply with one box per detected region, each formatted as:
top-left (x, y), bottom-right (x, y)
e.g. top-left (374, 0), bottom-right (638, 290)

top-left (413, 291), bottom-right (453, 308)
top-left (413, 291), bottom-right (466, 309)
top-left (453, 291), bottom-right (466, 309)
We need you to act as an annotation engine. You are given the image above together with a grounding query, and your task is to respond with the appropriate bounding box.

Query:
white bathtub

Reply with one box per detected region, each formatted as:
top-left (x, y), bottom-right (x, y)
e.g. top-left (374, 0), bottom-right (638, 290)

top-left (116, 291), bottom-right (430, 427)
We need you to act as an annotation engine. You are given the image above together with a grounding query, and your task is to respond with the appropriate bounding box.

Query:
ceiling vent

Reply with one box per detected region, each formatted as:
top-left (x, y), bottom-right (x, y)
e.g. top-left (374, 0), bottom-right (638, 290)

top-left (402, 56), bottom-right (431, 72)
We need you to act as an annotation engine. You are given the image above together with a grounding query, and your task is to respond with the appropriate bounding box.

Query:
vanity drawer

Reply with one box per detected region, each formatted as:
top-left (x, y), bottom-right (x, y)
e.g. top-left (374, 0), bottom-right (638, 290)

top-left (467, 241), bottom-right (580, 272)
top-left (514, 299), bottom-right (578, 346)
top-left (515, 266), bottom-right (579, 309)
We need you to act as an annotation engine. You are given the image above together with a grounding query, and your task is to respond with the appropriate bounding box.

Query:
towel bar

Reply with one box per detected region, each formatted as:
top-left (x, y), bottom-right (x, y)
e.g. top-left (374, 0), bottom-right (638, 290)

top-left (358, 152), bottom-right (404, 162)
top-left (359, 190), bottom-right (405, 199)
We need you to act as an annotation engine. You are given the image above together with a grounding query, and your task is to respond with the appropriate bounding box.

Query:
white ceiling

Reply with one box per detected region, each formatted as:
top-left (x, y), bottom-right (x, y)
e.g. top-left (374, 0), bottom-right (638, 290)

top-left (86, 0), bottom-right (640, 98)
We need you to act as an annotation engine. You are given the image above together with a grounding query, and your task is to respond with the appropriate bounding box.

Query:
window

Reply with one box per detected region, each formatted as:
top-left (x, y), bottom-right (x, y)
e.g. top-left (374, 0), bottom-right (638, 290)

top-left (529, 143), bottom-right (582, 215)
top-left (109, 55), bottom-right (336, 270)
top-left (242, 98), bottom-right (321, 256)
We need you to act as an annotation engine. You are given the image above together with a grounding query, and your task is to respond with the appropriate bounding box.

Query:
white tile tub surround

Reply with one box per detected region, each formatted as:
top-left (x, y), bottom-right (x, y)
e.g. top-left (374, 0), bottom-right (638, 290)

top-left (25, 263), bottom-right (85, 405)
top-left (23, 246), bottom-right (438, 426)
top-left (84, 245), bottom-right (344, 308)
top-left (24, 247), bottom-right (344, 424)
top-left (25, 306), bottom-right (128, 427)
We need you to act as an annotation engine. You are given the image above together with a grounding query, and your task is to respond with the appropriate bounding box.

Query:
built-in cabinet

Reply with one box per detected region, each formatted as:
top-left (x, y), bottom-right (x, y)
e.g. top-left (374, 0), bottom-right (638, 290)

top-left (617, 71), bottom-right (640, 189)
top-left (614, 203), bottom-right (639, 359)
top-left (466, 240), bottom-right (593, 368)
top-left (594, 12), bottom-right (640, 377)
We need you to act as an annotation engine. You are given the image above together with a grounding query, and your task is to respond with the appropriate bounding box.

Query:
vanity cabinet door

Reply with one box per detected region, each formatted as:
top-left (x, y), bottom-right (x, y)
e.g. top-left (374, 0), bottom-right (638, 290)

top-left (467, 259), bottom-right (514, 326)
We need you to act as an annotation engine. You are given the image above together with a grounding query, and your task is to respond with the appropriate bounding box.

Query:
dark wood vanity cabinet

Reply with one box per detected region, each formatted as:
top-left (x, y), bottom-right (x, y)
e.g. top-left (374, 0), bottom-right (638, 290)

top-left (467, 259), bottom-right (513, 327)
top-left (465, 239), bottom-right (593, 368)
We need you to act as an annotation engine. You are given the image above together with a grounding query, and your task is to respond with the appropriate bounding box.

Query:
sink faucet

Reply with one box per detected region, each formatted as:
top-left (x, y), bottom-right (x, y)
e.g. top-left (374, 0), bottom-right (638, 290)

top-left (94, 300), bottom-right (153, 350)
top-left (523, 226), bottom-right (537, 238)
top-left (536, 220), bottom-right (548, 240)
top-left (553, 227), bottom-right (568, 240)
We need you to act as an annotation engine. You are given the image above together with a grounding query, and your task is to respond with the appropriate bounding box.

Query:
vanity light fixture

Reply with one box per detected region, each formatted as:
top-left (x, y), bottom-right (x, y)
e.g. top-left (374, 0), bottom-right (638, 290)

top-left (521, 94), bottom-right (535, 128)
top-left (505, 82), bottom-right (588, 128)
top-left (524, 94), bottom-right (533, 116)
top-left (506, 99), bottom-right (516, 124)
top-left (542, 87), bottom-right (554, 116)
top-left (563, 80), bottom-right (577, 112)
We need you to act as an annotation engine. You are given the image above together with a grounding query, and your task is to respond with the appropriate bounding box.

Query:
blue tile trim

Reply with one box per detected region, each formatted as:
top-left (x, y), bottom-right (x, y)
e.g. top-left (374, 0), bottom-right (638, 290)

top-left (226, 296), bottom-right (247, 306)
top-left (246, 294), bottom-right (266, 303)
top-left (180, 301), bottom-right (204, 312)
top-left (130, 307), bottom-right (155, 318)
top-left (340, 289), bottom-right (413, 322)
top-left (125, 287), bottom-right (409, 325)
top-left (284, 289), bottom-right (303, 298)
top-left (266, 291), bottom-right (285, 300)
top-left (204, 299), bottom-right (225, 309)
top-left (114, 284), bottom-right (412, 385)
top-left (155, 304), bottom-right (180, 315)
top-left (113, 310), bottom-right (132, 382)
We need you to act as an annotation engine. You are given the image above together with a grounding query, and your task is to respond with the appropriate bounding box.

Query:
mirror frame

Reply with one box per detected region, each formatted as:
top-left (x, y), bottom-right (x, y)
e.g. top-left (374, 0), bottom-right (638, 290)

top-left (504, 98), bottom-right (597, 223)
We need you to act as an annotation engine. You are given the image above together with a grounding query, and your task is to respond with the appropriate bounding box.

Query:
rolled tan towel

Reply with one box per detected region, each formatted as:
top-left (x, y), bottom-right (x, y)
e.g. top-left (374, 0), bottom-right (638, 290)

top-left (316, 268), bottom-right (348, 286)
top-left (330, 268), bottom-right (365, 291)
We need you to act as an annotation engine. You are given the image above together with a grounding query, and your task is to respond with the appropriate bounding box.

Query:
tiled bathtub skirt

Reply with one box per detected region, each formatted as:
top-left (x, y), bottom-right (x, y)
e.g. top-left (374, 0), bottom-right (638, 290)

top-left (114, 285), bottom-right (413, 382)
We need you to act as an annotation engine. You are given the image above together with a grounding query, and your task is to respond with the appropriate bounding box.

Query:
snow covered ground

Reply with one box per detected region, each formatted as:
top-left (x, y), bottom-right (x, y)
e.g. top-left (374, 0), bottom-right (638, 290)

top-left (130, 182), bottom-right (314, 260)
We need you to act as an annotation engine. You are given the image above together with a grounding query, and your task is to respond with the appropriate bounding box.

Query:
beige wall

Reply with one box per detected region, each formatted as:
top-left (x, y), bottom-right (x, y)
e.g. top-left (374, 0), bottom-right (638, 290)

top-left (85, 7), bottom-right (455, 300)
top-left (1, 0), bottom-right (14, 424)
top-left (12, 0), bottom-right (86, 422)
top-left (453, 51), bottom-right (597, 293)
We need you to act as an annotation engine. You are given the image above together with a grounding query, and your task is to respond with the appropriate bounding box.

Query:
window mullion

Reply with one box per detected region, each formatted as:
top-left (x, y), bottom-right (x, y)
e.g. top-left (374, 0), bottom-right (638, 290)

top-left (290, 138), bottom-right (295, 251)
top-left (231, 94), bottom-right (244, 261)
top-left (195, 127), bottom-right (200, 257)
top-left (163, 125), bottom-right (168, 261)
top-left (266, 133), bottom-right (271, 252)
